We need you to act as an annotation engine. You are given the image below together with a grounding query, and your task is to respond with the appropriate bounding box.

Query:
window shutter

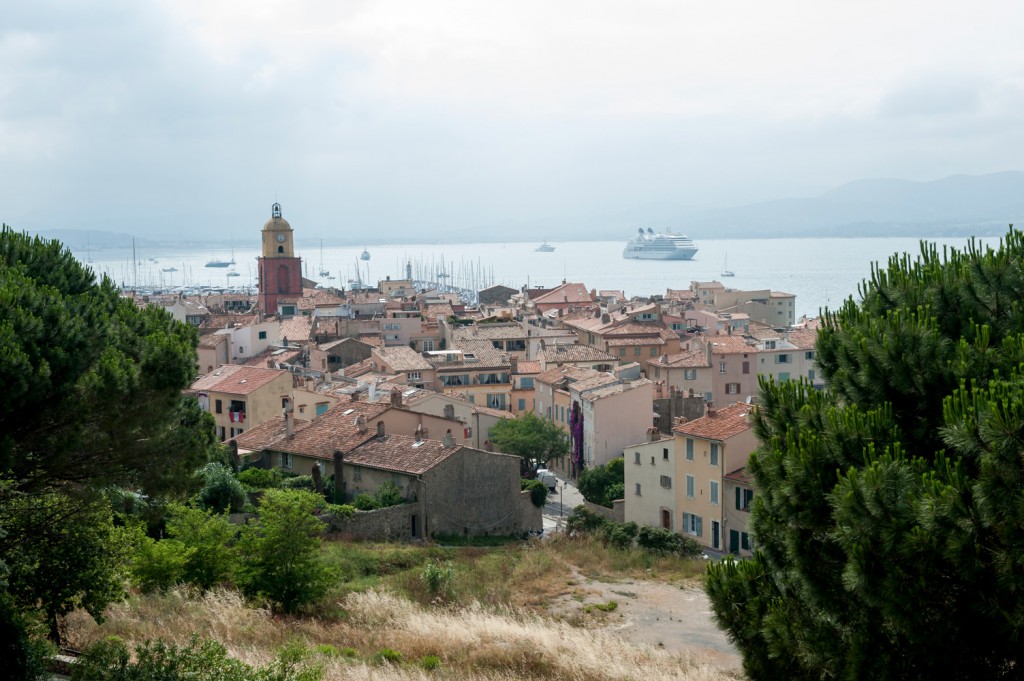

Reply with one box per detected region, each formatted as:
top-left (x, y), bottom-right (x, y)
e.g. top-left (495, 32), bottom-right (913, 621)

top-left (696, 516), bottom-right (703, 537)
top-left (682, 512), bottom-right (689, 532)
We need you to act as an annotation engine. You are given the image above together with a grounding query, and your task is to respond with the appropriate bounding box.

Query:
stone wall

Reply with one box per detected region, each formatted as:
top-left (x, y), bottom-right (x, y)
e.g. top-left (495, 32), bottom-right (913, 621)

top-left (422, 447), bottom-right (529, 536)
top-left (324, 502), bottom-right (418, 541)
top-left (582, 499), bottom-right (625, 524)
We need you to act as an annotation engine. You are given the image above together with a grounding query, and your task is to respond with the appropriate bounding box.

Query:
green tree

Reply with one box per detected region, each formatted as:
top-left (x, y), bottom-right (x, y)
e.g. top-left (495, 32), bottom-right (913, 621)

top-left (707, 230), bottom-right (1024, 679)
top-left (488, 411), bottom-right (569, 475)
top-left (194, 463), bottom-right (248, 513)
top-left (236, 490), bottom-right (333, 613)
top-left (576, 457), bottom-right (624, 507)
top-left (165, 504), bottom-right (237, 590)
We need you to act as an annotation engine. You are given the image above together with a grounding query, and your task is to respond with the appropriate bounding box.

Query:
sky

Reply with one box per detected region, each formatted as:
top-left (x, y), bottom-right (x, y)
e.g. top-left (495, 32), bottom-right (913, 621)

top-left (3, 1), bottom-right (1024, 243)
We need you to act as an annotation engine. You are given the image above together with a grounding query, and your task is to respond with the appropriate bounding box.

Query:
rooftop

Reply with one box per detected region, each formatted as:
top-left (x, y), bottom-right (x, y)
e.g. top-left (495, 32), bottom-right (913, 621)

top-left (673, 403), bottom-right (754, 441)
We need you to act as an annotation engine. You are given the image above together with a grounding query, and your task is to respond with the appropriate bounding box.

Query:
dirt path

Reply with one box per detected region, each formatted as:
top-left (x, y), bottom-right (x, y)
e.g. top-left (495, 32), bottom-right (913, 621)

top-left (549, 567), bottom-right (743, 675)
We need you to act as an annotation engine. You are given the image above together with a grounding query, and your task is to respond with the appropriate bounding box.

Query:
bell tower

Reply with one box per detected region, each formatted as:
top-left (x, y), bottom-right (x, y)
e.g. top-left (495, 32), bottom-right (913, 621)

top-left (256, 203), bottom-right (303, 316)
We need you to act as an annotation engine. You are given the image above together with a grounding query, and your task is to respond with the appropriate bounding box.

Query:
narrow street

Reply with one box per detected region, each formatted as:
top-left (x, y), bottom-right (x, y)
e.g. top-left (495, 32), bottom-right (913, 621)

top-left (541, 473), bottom-right (586, 535)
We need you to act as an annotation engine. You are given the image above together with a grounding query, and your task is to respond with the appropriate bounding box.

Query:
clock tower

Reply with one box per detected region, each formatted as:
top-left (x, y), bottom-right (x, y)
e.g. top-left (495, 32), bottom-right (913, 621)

top-left (256, 203), bottom-right (303, 316)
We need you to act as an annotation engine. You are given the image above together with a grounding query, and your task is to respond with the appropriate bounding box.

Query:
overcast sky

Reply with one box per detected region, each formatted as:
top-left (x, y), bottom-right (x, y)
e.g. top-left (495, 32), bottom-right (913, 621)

top-left (3, 1), bottom-right (1024, 242)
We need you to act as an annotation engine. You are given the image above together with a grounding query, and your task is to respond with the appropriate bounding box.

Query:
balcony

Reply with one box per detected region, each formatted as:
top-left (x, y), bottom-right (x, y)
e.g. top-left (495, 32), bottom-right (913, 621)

top-left (228, 410), bottom-right (246, 423)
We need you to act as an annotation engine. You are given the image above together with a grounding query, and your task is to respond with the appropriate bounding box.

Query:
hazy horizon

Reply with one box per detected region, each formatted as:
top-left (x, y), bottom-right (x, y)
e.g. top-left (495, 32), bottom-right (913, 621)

top-left (4, 2), bottom-right (1024, 242)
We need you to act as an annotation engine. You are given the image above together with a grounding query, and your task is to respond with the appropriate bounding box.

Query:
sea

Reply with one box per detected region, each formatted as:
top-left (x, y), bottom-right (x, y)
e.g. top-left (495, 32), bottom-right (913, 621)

top-left (76, 235), bottom-right (998, 320)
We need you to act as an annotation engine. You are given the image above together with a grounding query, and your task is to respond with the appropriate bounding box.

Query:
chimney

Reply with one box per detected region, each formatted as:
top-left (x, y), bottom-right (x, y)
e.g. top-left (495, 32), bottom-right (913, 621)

top-left (414, 424), bottom-right (422, 443)
top-left (647, 426), bottom-right (660, 442)
top-left (355, 414), bottom-right (367, 434)
top-left (283, 397), bottom-right (294, 437)
top-left (706, 401), bottom-right (716, 417)
top-left (510, 355), bottom-right (519, 374)
top-left (390, 388), bottom-right (402, 408)
top-left (443, 429), bottom-right (455, 447)
top-left (376, 420), bottom-right (385, 437)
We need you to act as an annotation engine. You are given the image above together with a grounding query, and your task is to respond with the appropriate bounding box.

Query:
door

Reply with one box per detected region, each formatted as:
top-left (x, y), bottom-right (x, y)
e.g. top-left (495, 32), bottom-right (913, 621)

top-left (712, 520), bottom-right (720, 550)
top-left (411, 514), bottom-right (418, 538)
top-left (661, 509), bottom-right (671, 529)
top-left (729, 529), bottom-right (740, 554)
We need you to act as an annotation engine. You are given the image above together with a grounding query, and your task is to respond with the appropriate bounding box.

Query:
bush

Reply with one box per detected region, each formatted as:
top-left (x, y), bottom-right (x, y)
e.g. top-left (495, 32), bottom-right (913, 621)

top-left (237, 468), bottom-right (281, 489)
top-left (637, 526), bottom-right (702, 557)
top-left (577, 458), bottom-right (625, 508)
top-left (353, 493), bottom-right (377, 510)
top-left (565, 506), bottom-right (610, 535)
top-left (0, 594), bottom-right (55, 681)
top-left (281, 475), bottom-right (315, 491)
top-left (70, 635), bottom-right (322, 680)
top-left (374, 482), bottom-right (404, 507)
top-left (236, 490), bottom-right (334, 613)
top-left (132, 538), bottom-right (189, 592)
top-left (420, 560), bottom-right (455, 600)
top-left (600, 521), bottom-right (638, 550)
top-left (421, 655), bottom-right (441, 670)
top-left (195, 463), bottom-right (247, 513)
top-left (373, 648), bottom-right (403, 665)
top-left (165, 504), bottom-right (237, 590)
top-left (521, 478), bottom-right (548, 507)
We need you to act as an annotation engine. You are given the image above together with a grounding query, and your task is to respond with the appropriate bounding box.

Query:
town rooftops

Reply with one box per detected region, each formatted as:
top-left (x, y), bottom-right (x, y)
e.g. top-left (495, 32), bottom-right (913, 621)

top-left (451, 322), bottom-right (527, 341)
top-left (249, 401), bottom-right (392, 459)
top-left (279, 316), bottom-right (313, 343)
top-left (705, 334), bottom-right (758, 354)
top-left (580, 378), bottom-right (652, 402)
top-left (378, 345), bottom-right (433, 372)
top-left (232, 415), bottom-right (313, 453)
top-left (649, 349), bottom-right (710, 368)
top-left (515, 360), bottom-right (542, 374)
top-left (724, 466), bottom-right (755, 486)
top-left (538, 343), bottom-right (616, 364)
top-left (243, 346), bottom-right (303, 368)
top-left (190, 365), bottom-right (290, 395)
top-left (531, 282), bottom-right (594, 306)
top-left (673, 403), bottom-right (754, 441)
top-left (535, 364), bottom-right (604, 386)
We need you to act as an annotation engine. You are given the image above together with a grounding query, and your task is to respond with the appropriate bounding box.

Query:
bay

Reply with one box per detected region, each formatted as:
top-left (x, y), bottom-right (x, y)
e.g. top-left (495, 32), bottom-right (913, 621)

top-left (79, 235), bottom-right (997, 320)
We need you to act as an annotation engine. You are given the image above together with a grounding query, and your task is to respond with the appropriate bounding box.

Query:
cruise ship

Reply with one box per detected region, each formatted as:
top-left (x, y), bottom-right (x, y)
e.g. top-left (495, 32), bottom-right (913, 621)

top-left (622, 228), bottom-right (698, 260)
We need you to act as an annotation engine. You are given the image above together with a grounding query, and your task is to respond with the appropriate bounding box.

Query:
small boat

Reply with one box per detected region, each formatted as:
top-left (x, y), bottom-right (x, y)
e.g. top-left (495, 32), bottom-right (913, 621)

top-left (721, 254), bottom-right (735, 277)
top-left (535, 242), bottom-right (555, 252)
top-left (162, 266), bottom-right (178, 273)
top-left (319, 240), bottom-right (331, 277)
top-left (227, 270), bottom-right (240, 278)
top-left (360, 248), bottom-right (371, 261)
top-left (205, 259), bottom-right (230, 268)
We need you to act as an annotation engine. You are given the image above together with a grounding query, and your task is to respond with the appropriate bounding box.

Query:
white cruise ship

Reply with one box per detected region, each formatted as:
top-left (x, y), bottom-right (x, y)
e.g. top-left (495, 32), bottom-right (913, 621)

top-left (622, 228), bottom-right (698, 260)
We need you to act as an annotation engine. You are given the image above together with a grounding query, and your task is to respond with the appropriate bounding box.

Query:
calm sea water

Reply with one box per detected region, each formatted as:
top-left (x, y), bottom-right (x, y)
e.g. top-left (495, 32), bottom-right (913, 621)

top-left (79, 236), bottom-right (997, 320)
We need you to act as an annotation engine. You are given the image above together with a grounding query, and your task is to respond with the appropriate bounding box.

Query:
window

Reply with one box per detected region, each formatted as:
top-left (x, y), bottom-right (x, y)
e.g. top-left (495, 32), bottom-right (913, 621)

top-left (805, 350), bottom-right (814, 359)
top-left (660, 475), bottom-right (672, 489)
top-left (736, 487), bottom-right (754, 510)
top-left (422, 339), bottom-right (435, 351)
top-left (258, 330), bottom-right (267, 340)
top-left (315, 403), bottom-right (329, 416)
top-left (278, 452), bottom-right (293, 469)
top-left (354, 466), bottom-right (362, 482)
top-left (619, 348), bottom-right (626, 356)
top-left (519, 377), bottom-right (534, 389)
top-left (725, 383), bottom-right (740, 395)
top-left (686, 438), bottom-right (694, 461)
top-left (682, 512), bottom-right (702, 537)
top-left (634, 451), bottom-right (641, 464)
top-left (684, 368), bottom-right (697, 380)
top-left (663, 447), bottom-right (669, 460)
top-left (686, 474), bottom-right (695, 498)
top-left (779, 372), bottom-right (790, 382)
top-left (281, 305), bottom-right (295, 316)
top-left (634, 347), bottom-right (641, 356)
top-left (518, 399), bottom-right (526, 410)
top-left (215, 399), bottom-right (223, 414)
top-left (650, 347), bottom-right (657, 356)
top-left (765, 340), bottom-right (776, 349)
top-left (776, 354), bottom-right (791, 364)
top-left (710, 480), bottom-right (719, 505)
top-left (407, 371), bottom-right (421, 380)
top-left (719, 361), bottom-right (727, 373)
top-left (808, 369), bottom-right (816, 381)
top-left (742, 361), bottom-right (750, 374)
top-left (710, 443), bottom-right (719, 466)
top-left (384, 322), bottom-right (401, 330)
top-left (635, 483), bottom-right (642, 496)
top-left (741, 532), bottom-right (751, 550)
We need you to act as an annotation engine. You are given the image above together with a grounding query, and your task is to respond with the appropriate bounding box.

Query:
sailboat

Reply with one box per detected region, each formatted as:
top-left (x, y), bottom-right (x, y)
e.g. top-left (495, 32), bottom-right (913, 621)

top-left (721, 254), bottom-right (735, 277)
top-left (360, 247), bottom-right (370, 261)
top-left (318, 240), bottom-right (333, 278)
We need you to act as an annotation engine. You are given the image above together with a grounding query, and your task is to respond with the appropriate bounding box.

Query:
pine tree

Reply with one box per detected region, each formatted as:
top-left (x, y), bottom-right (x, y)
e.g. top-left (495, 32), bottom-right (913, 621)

top-left (707, 229), bottom-right (1024, 679)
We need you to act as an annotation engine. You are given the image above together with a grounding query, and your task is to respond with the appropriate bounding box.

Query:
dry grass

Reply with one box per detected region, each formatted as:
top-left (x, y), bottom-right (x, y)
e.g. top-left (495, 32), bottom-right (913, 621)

top-left (67, 587), bottom-right (734, 680)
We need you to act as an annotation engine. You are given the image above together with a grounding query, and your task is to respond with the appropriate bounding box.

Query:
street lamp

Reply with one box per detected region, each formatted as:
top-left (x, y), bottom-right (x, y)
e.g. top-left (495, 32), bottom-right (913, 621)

top-left (559, 482), bottom-right (563, 517)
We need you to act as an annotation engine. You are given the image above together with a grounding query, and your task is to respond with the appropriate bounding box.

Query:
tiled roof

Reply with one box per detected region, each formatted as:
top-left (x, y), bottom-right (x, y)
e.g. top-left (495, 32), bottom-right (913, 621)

top-left (535, 364), bottom-right (602, 386)
top-left (197, 334), bottom-right (228, 349)
top-left (515, 360), bottom-right (542, 374)
top-left (431, 340), bottom-right (510, 370)
top-left (650, 349), bottom-right (709, 368)
top-left (204, 313), bottom-right (260, 330)
top-left (233, 416), bottom-right (313, 452)
top-left (346, 434), bottom-right (460, 475)
top-left (606, 336), bottom-right (666, 347)
top-left (452, 323), bottom-right (527, 341)
top-left (190, 365), bottom-right (290, 396)
top-left (473, 404), bottom-right (515, 419)
top-left (539, 344), bottom-right (616, 363)
top-left (379, 345), bottom-right (433, 372)
top-left (770, 291), bottom-right (796, 298)
top-left (569, 373), bottom-right (620, 394)
top-left (705, 335), bottom-right (757, 355)
top-left (724, 466), bottom-right (754, 485)
top-left (532, 282), bottom-right (594, 305)
top-left (674, 403), bottom-right (754, 441)
top-left (268, 401), bottom-right (391, 459)
top-left (243, 346), bottom-right (302, 368)
top-left (786, 328), bottom-right (818, 350)
top-left (296, 288), bottom-right (345, 311)
top-left (279, 316), bottom-right (313, 343)
top-left (358, 334), bottom-right (383, 347)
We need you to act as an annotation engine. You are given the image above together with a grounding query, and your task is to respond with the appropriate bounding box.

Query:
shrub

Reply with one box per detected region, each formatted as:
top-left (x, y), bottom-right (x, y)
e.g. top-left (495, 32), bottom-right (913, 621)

top-left (353, 493), bottom-right (377, 510)
top-left (565, 506), bottom-right (609, 535)
top-left (195, 463), bottom-right (247, 513)
top-left (421, 654), bottom-right (441, 670)
top-left (236, 490), bottom-right (334, 613)
top-left (420, 560), bottom-right (455, 600)
top-left (600, 521), bottom-right (638, 550)
top-left (165, 504), bottom-right (237, 590)
top-left (374, 482), bottom-right (404, 507)
top-left (637, 526), bottom-right (702, 557)
top-left (132, 538), bottom-right (189, 592)
top-left (373, 648), bottom-right (403, 664)
top-left (70, 635), bottom-right (322, 680)
top-left (325, 503), bottom-right (356, 518)
top-left (521, 478), bottom-right (548, 507)
top-left (237, 468), bottom-right (281, 489)
top-left (281, 475), bottom-right (315, 491)
top-left (577, 458), bottom-right (625, 508)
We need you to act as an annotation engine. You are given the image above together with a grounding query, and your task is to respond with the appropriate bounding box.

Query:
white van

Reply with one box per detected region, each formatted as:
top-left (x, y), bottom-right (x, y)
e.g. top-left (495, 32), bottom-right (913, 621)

top-left (535, 468), bottom-right (557, 492)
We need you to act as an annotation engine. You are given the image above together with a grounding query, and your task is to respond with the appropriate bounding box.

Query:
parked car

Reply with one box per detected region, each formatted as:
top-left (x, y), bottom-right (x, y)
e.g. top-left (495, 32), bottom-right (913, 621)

top-left (534, 468), bottom-right (557, 492)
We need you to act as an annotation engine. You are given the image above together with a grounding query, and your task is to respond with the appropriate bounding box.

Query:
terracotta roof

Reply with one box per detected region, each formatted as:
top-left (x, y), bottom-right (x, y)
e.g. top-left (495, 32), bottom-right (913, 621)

top-left (452, 323), bottom-right (527, 341)
top-left (705, 335), bottom-right (757, 355)
top-left (267, 401), bottom-right (391, 459)
top-left (724, 466), bottom-right (754, 485)
top-left (190, 365), bottom-right (290, 396)
top-left (582, 379), bottom-right (651, 401)
top-left (233, 416), bottom-right (313, 452)
top-left (297, 288), bottom-right (345, 311)
top-left (606, 336), bottom-right (666, 347)
top-left (674, 403), bottom-right (754, 441)
top-left (539, 344), bottom-right (616, 363)
top-left (786, 328), bottom-right (818, 350)
top-left (535, 364), bottom-right (603, 386)
top-left (204, 313), bottom-right (260, 330)
top-left (378, 345), bottom-right (433, 372)
top-left (568, 374), bottom-right (620, 394)
top-left (515, 360), bottom-right (542, 374)
top-left (532, 282), bottom-right (594, 306)
top-left (197, 334), bottom-right (228, 349)
top-left (346, 434), bottom-right (461, 475)
top-left (358, 334), bottom-right (383, 347)
top-left (649, 349), bottom-right (709, 368)
top-left (431, 341), bottom-right (510, 370)
top-left (279, 316), bottom-right (313, 343)
top-left (243, 346), bottom-right (302, 368)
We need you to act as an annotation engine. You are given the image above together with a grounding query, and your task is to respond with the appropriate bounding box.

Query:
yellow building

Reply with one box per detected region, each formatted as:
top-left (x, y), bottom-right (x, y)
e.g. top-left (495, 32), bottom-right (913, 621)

top-left (190, 365), bottom-right (294, 441)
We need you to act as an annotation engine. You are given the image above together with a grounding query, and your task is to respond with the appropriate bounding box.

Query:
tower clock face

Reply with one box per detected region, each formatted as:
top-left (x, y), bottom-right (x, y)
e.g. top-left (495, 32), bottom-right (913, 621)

top-left (276, 233), bottom-right (286, 243)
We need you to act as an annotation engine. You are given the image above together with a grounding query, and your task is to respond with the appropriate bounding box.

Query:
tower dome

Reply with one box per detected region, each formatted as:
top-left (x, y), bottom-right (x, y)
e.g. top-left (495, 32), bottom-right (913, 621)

top-left (262, 202), bottom-right (292, 231)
